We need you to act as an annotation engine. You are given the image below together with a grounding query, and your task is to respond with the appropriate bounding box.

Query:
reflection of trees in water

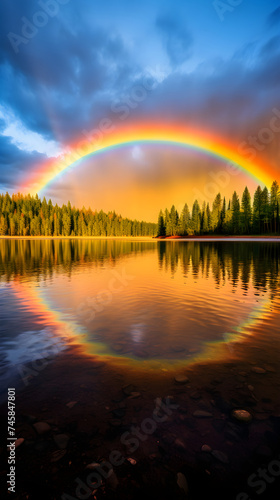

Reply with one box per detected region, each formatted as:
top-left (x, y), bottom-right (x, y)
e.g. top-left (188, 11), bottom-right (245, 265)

top-left (0, 239), bottom-right (155, 282)
top-left (157, 241), bottom-right (280, 297)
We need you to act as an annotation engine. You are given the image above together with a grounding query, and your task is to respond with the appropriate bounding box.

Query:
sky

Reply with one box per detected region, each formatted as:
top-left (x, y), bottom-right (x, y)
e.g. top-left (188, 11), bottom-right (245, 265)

top-left (0, 0), bottom-right (280, 220)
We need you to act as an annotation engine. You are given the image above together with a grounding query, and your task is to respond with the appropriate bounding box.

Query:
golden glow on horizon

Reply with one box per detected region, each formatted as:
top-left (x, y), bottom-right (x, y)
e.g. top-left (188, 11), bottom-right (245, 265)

top-left (22, 123), bottom-right (277, 195)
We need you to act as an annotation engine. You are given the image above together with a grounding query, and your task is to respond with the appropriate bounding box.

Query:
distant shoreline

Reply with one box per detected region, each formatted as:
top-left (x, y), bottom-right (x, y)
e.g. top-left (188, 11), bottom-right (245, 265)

top-left (0, 235), bottom-right (279, 241)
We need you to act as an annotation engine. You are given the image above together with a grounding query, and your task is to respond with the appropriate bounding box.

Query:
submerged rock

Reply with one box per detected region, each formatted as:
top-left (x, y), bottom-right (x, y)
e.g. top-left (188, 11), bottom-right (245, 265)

top-left (33, 422), bottom-right (51, 435)
top-left (15, 438), bottom-right (24, 448)
top-left (177, 472), bottom-right (189, 495)
top-left (251, 366), bottom-right (266, 374)
top-left (201, 444), bottom-right (212, 452)
top-left (66, 401), bottom-right (77, 409)
top-left (175, 375), bottom-right (189, 384)
top-left (232, 409), bottom-right (252, 423)
top-left (193, 410), bottom-right (213, 418)
top-left (212, 450), bottom-right (229, 464)
top-left (53, 434), bottom-right (69, 449)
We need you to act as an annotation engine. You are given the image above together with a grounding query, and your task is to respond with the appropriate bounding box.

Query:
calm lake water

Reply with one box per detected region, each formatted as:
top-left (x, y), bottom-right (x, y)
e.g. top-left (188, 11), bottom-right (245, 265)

top-left (1, 238), bottom-right (280, 500)
top-left (0, 238), bottom-right (280, 389)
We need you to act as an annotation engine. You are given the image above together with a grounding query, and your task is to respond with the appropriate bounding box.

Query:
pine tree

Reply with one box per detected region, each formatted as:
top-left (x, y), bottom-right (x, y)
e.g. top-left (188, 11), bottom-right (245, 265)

top-left (179, 203), bottom-right (191, 235)
top-left (270, 181), bottom-right (279, 233)
top-left (157, 210), bottom-right (166, 237)
top-left (169, 205), bottom-right (179, 235)
top-left (241, 186), bottom-right (252, 234)
top-left (211, 193), bottom-right (222, 232)
top-left (231, 191), bottom-right (240, 234)
top-left (191, 200), bottom-right (201, 234)
top-left (253, 186), bottom-right (263, 234)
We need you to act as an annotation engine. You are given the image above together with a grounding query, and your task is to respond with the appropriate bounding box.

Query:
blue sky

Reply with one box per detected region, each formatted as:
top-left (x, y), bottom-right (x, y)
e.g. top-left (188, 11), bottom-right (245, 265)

top-left (0, 0), bottom-right (279, 203)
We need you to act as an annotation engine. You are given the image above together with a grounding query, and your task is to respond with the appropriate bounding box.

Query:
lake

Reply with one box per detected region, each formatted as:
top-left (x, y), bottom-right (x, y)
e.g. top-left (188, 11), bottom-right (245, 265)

top-left (1, 238), bottom-right (280, 500)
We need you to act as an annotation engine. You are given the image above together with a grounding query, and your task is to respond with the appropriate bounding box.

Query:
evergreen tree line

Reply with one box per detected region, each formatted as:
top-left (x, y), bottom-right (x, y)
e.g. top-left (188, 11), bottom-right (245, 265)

top-left (0, 193), bottom-right (157, 237)
top-left (157, 181), bottom-right (280, 236)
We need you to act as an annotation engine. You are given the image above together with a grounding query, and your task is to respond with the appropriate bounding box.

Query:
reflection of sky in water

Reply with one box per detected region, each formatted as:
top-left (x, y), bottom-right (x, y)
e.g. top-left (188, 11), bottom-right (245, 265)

top-left (131, 323), bottom-right (145, 343)
top-left (0, 240), bottom-right (279, 379)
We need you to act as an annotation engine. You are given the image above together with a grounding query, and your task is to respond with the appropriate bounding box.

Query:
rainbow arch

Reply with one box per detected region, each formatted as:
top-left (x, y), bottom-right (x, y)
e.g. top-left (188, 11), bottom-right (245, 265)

top-left (24, 124), bottom-right (277, 194)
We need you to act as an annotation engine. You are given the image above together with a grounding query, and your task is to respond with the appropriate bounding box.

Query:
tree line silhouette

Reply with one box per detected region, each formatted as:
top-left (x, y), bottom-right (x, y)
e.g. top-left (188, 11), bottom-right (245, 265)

top-left (157, 181), bottom-right (280, 236)
top-left (0, 193), bottom-right (157, 237)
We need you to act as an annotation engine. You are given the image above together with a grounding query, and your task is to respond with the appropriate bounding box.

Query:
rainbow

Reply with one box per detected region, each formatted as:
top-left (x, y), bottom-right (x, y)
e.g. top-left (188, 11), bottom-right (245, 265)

top-left (23, 123), bottom-right (277, 194)
top-left (10, 280), bottom-right (275, 371)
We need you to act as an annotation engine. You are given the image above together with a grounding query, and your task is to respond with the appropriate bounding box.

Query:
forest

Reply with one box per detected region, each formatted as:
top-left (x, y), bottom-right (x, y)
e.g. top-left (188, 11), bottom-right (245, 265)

top-left (0, 193), bottom-right (157, 237)
top-left (157, 181), bottom-right (280, 236)
top-left (0, 181), bottom-right (279, 238)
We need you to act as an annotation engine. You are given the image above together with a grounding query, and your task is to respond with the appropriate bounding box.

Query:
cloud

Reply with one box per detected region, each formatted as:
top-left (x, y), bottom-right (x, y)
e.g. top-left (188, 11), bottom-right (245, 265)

top-left (0, 0), bottom-right (279, 197)
top-left (267, 6), bottom-right (280, 27)
top-left (0, 134), bottom-right (48, 191)
top-left (156, 15), bottom-right (192, 67)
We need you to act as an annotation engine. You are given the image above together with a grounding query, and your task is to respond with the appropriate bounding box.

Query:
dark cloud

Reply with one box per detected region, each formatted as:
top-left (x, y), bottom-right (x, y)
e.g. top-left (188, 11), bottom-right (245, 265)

top-left (156, 15), bottom-right (192, 67)
top-left (0, 135), bottom-right (47, 190)
top-left (0, 1), bottom-right (279, 193)
top-left (267, 6), bottom-right (280, 26)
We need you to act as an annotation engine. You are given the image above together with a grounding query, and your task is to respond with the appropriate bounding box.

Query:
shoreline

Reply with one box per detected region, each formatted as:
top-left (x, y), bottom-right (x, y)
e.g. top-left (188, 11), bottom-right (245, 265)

top-left (0, 235), bottom-right (279, 241)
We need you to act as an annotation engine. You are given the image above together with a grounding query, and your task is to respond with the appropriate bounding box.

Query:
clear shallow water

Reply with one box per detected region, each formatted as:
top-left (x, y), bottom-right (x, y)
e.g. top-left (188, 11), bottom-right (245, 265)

top-left (0, 239), bottom-right (280, 382)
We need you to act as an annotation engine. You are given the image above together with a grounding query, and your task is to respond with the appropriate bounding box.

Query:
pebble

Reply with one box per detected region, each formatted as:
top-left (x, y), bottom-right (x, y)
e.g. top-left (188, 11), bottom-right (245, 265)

top-left (86, 462), bottom-right (100, 470)
top-left (175, 438), bottom-right (187, 450)
top-left (33, 422), bottom-right (51, 435)
top-left (128, 392), bottom-right (141, 399)
top-left (51, 450), bottom-right (67, 462)
top-left (127, 458), bottom-right (137, 465)
top-left (66, 401), bottom-right (77, 409)
top-left (177, 472), bottom-right (189, 495)
top-left (122, 384), bottom-right (135, 396)
top-left (193, 410), bottom-right (213, 418)
top-left (107, 469), bottom-right (119, 490)
top-left (201, 444), bottom-right (212, 452)
top-left (232, 409), bottom-right (252, 423)
top-left (190, 392), bottom-right (201, 400)
top-left (175, 375), bottom-right (189, 384)
top-left (15, 438), bottom-right (24, 449)
top-left (212, 450), bottom-right (229, 464)
top-left (251, 366), bottom-right (266, 374)
top-left (53, 434), bottom-right (69, 449)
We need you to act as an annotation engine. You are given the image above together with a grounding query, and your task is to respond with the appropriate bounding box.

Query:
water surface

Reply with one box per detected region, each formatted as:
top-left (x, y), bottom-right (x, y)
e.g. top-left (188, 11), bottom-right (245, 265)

top-left (1, 239), bottom-right (279, 383)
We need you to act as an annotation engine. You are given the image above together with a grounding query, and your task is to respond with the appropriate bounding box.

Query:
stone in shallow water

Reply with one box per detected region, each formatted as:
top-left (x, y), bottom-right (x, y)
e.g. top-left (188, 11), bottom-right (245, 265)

top-left (177, 472), bottom-right (189, 495)
top-left (190, 391), bottom-right (201, 400)
top-left (175, 375), bottom-right (189, 384)
top-left (232, 409), bottom-right (252, 423)
top-left (193, 410), bottom-right (213, 418)
top-left (51, 450), bottom-right (66, 462)
top-left (66, 401), bottom-right (77, 409)
top-left (251, 366), bottom-right (266, 374)
top-left (53, 434), bottom-right (69, 449)
top-left (15, 438), bottom-right (24, 448)
top-left (122, 384), bottom-right (135, 396)
top-left (33, 422), bottom-right (51, 435)
top-left (128, 392), bottom-right (141, 399)
top-left (201, 444), bottom-right (212, 452)
top-left (212, 450), bottom-right (229, 464)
